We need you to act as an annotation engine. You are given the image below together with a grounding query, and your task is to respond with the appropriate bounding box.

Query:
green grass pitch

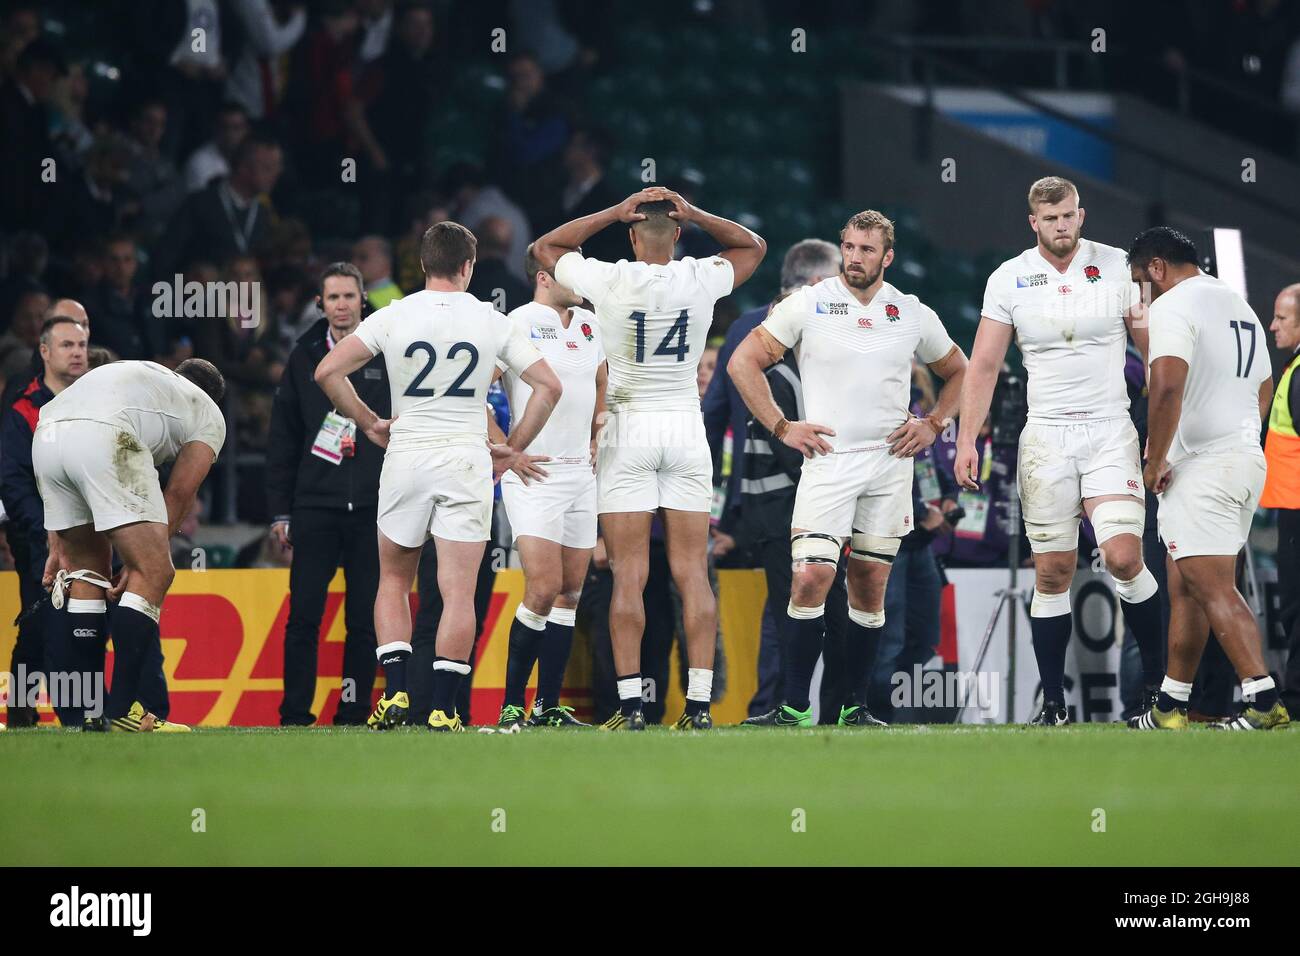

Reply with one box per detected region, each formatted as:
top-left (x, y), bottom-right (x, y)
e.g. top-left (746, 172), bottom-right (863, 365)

top-left (3, 724), bottom-right (1297, 866)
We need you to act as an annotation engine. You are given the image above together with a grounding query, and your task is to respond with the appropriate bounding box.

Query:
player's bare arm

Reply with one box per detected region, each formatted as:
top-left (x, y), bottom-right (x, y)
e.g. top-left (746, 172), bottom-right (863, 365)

top-left (1144, 355), bottom-right (1189, 493)
top-left (1258, 376), bottom-right (1274, 427)
top-left (955, 318), bottom-right (1013, 488)
top-left (727, 325), bottom-right (834, 458)
top-left (162, 442), bottom-right (218, 537)
top-left (313, 334), bottom-right (394, 448)
top-left (504, 358), bottom-right (563, 456)
top-left (659, 188), bottom-right (767, 287)
top-left (531, 189), bottom-right (660, 269)
top-left (888, 345), bottom-right (968, 458)
top-left (1125, 304), bottom-right (1150, 368)
top-left (487, 365), bottom-right (551, 485)
top-left (590, 360), bottom-right (608, 470)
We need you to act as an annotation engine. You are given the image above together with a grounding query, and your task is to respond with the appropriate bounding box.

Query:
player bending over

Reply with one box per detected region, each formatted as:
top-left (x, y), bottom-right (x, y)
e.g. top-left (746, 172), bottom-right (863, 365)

top-left (956, 176), bottom-right (1164, 726)
top-left (315, 222), bottom-right (561, 733)
top-left (35, 359), bottom-right (227, 732)
top-left (1127, 227), bottom-right (1288, 731)
top-left (492, 244), bottom-right (608, 731)
top-left (729, 210), bottom-right (967, 727)
top-left (533, 187), bottom-right (765, 730)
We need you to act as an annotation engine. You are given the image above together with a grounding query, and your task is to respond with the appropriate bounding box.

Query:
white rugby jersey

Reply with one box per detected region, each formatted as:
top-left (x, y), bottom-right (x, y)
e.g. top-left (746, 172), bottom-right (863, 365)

top-left (981, 238), bottom-right (1137, 423)
top-left (1148, 273), bottom-right (1269, 464)
top-left (762, 277), bottom-right (956, 449)
top-left (354, 289), bottom-right (542, 450)
top-left (498, 301), bottom-right (605, 464)
top-left (38, 360), bottom-right (226, 463)
top-left (554, 251), bottom-right (733, 412)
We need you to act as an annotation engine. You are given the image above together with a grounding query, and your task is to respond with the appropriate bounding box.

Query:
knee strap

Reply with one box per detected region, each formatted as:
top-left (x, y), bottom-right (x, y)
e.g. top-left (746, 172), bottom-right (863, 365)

top-left (1090, 499), bottom-right (1146, 545)
top-left (849, 531), bottom-right (901, 565)
top-left (791, 532), bottom-right (841, 566)
top-left (50, 569), bottom-right (112, 610)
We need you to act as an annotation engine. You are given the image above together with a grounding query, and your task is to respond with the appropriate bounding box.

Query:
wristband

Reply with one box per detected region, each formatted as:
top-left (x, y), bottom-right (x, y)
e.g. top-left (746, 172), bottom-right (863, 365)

top-left (922, 414), bottom-right (945, 437)
top-left (772, 417), bottom-right (790, 440)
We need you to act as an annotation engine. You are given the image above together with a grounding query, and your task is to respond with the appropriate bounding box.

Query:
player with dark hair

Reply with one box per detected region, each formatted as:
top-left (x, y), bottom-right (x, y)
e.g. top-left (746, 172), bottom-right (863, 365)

top-left (533, 187), bottom-right (766, 730)
top-left (315, 222), bottom-right (561, 733)
top-left (956, 176), bottom-right (1163, 726)
top-left (34, 358), bottom-right (227, 731)
top-left (490, 244), bottom-right (607, 730)
top-left (1126, 227), bottom-right (1288, 731)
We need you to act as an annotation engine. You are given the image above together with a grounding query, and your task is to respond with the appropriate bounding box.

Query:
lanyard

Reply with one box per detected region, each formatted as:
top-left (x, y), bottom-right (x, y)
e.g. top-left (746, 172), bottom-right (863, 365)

top-left (219, 185), bottom-right (259, 254)
top-left (981, 436), bottom-right (992, 484)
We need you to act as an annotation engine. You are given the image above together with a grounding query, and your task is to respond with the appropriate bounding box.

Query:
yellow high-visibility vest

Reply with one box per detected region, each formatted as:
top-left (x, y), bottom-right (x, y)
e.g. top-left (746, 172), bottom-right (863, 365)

top-left (1262, 351), bottom-right (1300, 508)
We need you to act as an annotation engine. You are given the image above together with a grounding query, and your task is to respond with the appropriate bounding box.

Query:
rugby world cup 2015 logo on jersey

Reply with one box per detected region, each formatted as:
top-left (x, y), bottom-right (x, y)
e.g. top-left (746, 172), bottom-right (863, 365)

top-left (815, 302), bottom-right (849, 316)
top-left (1015, 273), bottom-right (1048, 288)
top-left (530, 325), bottom-right (559, 341)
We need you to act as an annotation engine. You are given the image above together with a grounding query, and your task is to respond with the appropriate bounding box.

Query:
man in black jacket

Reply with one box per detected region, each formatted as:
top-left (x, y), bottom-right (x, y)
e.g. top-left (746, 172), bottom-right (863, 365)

top-left (267, 263), bottom-right (388, 726)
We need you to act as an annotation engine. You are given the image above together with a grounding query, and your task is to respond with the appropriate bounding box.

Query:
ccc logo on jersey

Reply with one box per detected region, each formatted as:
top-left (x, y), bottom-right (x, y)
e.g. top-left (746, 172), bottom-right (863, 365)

top-left (857, 316), bottom-right (872, 328)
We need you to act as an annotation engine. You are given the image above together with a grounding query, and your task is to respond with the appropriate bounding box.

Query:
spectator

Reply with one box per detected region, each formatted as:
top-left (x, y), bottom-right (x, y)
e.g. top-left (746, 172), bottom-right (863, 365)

top-left (350, 236), bottom-right (403, 308)
top-left (156, 134), bottom-right (283, 278)
top-left (288, 0), bottom-right (360, 187)
top-left (41, 135), bottom-right (131, 253)
top-left (225, 0), bottom-right (307, 120)
top-left (0, 284), bottom-right (49, 382)
top-left (0, 37), bottom-right (67, 232)
top-left (48, 60), bottom-right (93, 159)
top-left (493, 50), bottom-right (571, 226)
top-left (86, 234), bottom-right (159, 361)
top-left (395, 192), bottom-right (450, 292)
top-left (183, 101), bottom-right (250, 193)
top-left (267, 262), bottom-right (388, 726)
top-left (0, 3), bottom-right (41, 79)
top-left (444, 163), bottom-right (531, 281)
top-left (545, 124), bottom-right (626, 262)
top-left (0, 233), bottom-right (49, 317)
top-left (466, 216), bottom-right (530, 311)
top-left (0, 315), bottom-right (89, 726)
top-left (123, 98), bottom-right (186, 243)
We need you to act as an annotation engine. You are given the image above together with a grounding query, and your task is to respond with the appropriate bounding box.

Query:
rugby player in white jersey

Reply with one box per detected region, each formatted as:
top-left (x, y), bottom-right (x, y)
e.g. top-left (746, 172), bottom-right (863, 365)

top-left (533, 187), bottom-right (766, 730)
top-left (314, 222), bottom-right (562, 733)
top-left (491, 244), bottom-right (608, 731)
top-left (728, 210), bottom-right (967, 727)
top-left (34, 358), bottom-right (227, 732)
top-left (956, 176), bottom-right (1164, 726)
top-left (1126, 227), bottom-right (1289, 731)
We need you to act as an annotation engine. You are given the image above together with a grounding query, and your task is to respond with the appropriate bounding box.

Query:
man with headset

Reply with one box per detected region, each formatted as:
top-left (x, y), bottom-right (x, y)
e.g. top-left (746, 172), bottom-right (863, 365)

top-left (267, 262), bottom-right (390, 726)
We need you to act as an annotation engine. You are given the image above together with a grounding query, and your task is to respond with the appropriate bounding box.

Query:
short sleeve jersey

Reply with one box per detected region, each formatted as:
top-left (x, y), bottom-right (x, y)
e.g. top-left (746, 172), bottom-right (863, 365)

top-left (498, 301), bottom-right (605, 463)
top-left (761, 277), bottom-right (956, 449)
top-left (353, 289), bottom-right (541, 449)
top-left (38, 360), bottom-right (226, 463)
top-left (981, 238), bottom-right (1136, 423)
top-left (554, 251), bottom-right (733, 413)
top-left (1148, 273), bottom-right (1270, 464)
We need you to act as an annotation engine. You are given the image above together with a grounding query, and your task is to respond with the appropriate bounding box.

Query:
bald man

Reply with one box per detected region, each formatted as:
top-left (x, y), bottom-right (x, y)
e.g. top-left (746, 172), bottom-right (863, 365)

top-left (1264, 283), bottom-right (1300, 713)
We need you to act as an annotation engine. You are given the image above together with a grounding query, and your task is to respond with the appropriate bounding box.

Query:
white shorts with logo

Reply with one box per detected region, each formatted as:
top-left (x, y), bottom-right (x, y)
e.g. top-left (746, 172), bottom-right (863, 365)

top-left (32, 419), bottom-right (167, 531)
top-left (378, 442), bottom-right (493, 547)
top-left (1017, 417), bottom-right (1143, 553)
top-left (1157, 452), bottom-right (1265, 560)
top-left (596, 408), bottom-right (712, 513)
top-left (502, 463), bottom-right (597, 548)
top-left (790, 445), bottom-right (914, 539)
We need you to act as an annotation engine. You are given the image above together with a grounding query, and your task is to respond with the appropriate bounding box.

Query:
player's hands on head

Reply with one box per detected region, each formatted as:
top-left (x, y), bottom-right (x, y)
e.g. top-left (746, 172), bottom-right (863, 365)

top-left (781, 420), bottom-right (835, 458)
top-left (888, 416), bottom-right (939, 458)
top-left (615, 189), bottom-right (660, 222)
top-left (954, 443), bottom-right (981, 491)
top-left (1143, 458), bottom-right (1171, 494)
top-left (657, 188), bottom-right (696, 223)
top-left (364, 417), bottom-right (395, 449)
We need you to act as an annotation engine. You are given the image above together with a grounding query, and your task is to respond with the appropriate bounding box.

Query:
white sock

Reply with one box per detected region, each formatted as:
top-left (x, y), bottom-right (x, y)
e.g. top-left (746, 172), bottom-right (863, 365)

top-left (1113, 566), bottom-right (1158, 603)
top-left (514, 604), bottom-right (548, 631)
top-left (547, 606), bottom-right (576, 627)
top-left (686, 667), bottom-right (713, 703)
top-left (616, 677), bottom-right (642, 701)
top-left (1160, 676), bottom-right (1192, 702)
top-left (1241, 675), bottom-right (1275, 702)
top-left (1030, 589), bottom-right (1071, 618)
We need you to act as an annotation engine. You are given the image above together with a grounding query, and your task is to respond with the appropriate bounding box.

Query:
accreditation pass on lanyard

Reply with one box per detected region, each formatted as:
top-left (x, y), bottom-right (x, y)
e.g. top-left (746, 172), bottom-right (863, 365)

top-left (312, 411), bottom-right (357, 464)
